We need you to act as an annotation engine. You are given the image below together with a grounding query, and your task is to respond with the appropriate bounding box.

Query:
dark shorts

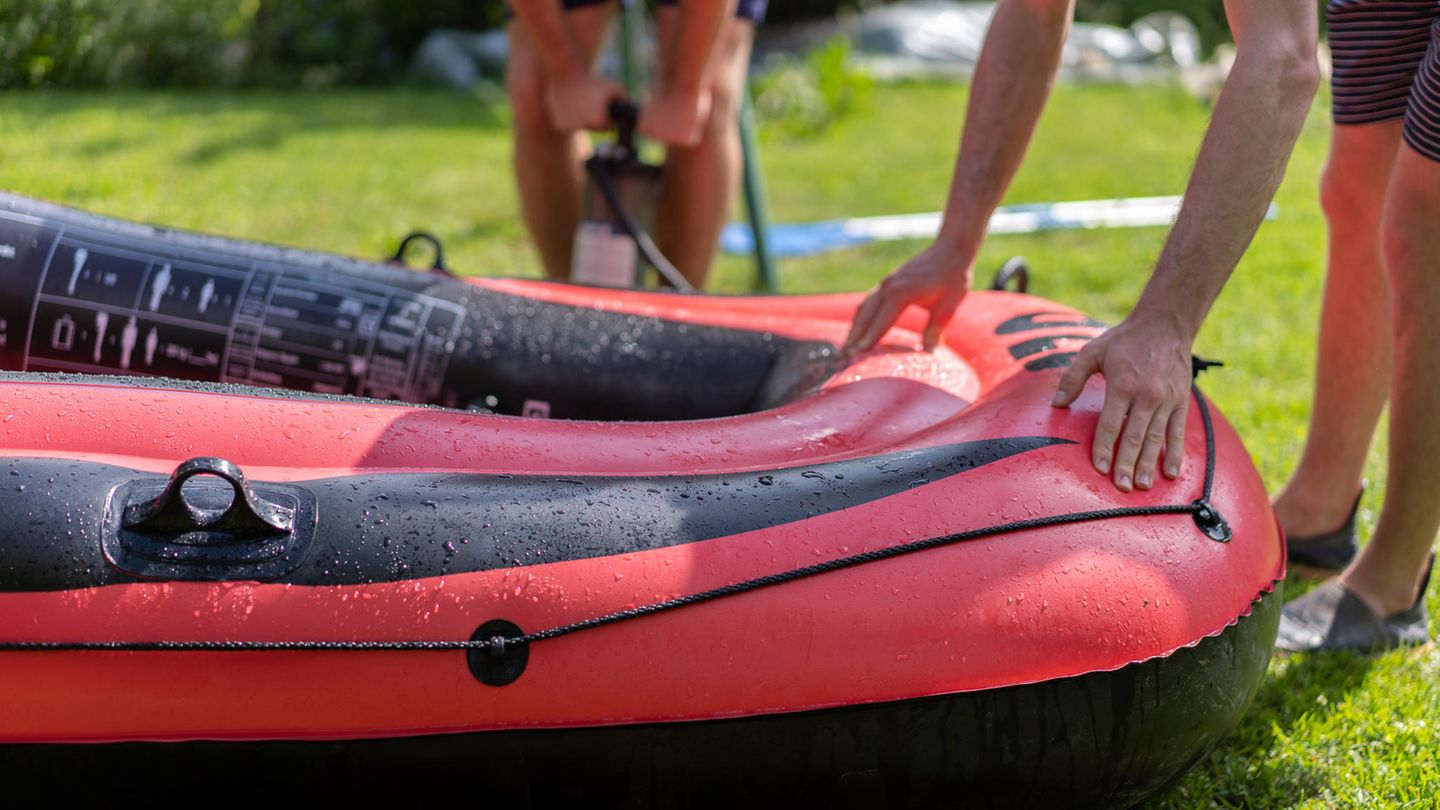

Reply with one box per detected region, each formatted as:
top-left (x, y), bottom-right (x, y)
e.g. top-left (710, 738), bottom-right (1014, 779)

top-left (1328, 0), bottom-right (1440, 160)
top-left (528, 0), bottom-right (767, 22)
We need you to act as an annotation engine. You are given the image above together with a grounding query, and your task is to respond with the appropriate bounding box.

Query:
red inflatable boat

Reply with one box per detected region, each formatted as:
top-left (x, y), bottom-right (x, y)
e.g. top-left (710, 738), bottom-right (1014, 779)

top-left (0, 193), bottom-right (1281, 806)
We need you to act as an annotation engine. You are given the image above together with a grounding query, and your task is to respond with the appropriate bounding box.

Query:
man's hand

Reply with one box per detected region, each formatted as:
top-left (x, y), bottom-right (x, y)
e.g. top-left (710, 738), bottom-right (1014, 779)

top-left (842, 0), bottom-right (1074, 356)
top-left (1051, 315), bottom-right (1195, 492)
top-left (843, 243), bottom-right (976, 355)
top-left (544, 74), bottom-right (626, 132)
top-left (639, 87), bottom-right (712, 147)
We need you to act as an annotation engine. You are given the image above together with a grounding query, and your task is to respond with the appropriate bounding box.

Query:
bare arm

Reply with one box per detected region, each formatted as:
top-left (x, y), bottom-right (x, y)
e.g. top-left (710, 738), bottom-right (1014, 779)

top-left (844, 0), bottom-right (1075, 353)
top-left (1054, 0), bottom-right (1320, 491)
top-left (510, 1), bottom-right (624, 131)
top-left (510, 2), bottom-right (587, 81)
top-left (663, 0), bottom-right (734, 92)
top-left (642, 0), bottom-right (737, 146)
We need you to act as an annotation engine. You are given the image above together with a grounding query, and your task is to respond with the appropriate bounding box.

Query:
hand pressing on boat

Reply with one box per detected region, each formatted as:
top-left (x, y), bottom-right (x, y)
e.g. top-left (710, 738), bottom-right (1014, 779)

top-left (639, 87), bottom-right (711, 148)
top-left (1051, 314), bottom-right (1194, 493)
top-left (544, 74), bottom-right (628, 133)
top-left (843, 243), bottom-right (975, 355)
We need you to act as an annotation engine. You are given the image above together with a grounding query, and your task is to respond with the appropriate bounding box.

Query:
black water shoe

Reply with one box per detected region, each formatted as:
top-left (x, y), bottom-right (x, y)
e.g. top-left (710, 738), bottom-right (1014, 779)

top-left (1275, 555), bottom-right (1433, 653)
top-left (1286, 491), bottom-right (1362, 578)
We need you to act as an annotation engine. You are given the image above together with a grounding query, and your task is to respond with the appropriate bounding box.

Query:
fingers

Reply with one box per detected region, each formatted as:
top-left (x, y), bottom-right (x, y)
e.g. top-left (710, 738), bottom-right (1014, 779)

top-left (845, 248), bottom-right (970, 355)
top-left (551, 79), bottom-right (626, 131)
top-left (1132, 408), bottom-right (1171, 490)
top-left (852, 295), bottom-right (908, 355)
top-left (843, 286), bottom-right (908, 356)
top-left (842, 290), bottom-right (884, 354)
top-left (1115, 399), bottom-right (1165, 492)
top-left (636, 111), bottom-right (664, 143)
top-left (1052, 345), bottom-right (1100, 408)
top-left (1163, 405), bottom-right (1187, 479)
top-left (637, 107), bottom-right (681, 145)
top-left (637, 90), bottom-right (709, 146)
top-left (922, 289), bottom-right (966, 352)
top-left (1090, 383), bottom-right (1131, 481)
top-left (1051, 318), bottom-right (1196, 492)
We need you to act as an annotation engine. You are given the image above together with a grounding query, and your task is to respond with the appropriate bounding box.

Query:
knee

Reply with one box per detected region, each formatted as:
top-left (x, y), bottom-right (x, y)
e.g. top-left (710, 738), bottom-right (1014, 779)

top-left (1381, 203), bottom-right (1427, 281)
top-left (1320, 160), bottom-right (1385, 228)
top-left (707, 69), bottom-right (743, 130)
top-left (1379, 179), bottom-right (1440, 303)
top-left (699, 25), bottom-right (752, 143)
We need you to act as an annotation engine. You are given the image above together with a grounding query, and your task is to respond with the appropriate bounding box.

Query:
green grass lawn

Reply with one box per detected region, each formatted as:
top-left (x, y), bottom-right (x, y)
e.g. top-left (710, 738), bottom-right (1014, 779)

top-left (1, 83), bottom-right (1435, 807)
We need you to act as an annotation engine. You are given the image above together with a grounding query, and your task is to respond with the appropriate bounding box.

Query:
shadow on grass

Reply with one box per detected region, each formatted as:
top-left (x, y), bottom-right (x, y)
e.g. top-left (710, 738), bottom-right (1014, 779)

top-left (1154, 581), bottom-right (1380, 808)
top-left (181, 90), bottom-right (511, 165)
top-left (71, 133), bottom-right (149, 160)
top-left (16, 89), bottom-right (510, 165)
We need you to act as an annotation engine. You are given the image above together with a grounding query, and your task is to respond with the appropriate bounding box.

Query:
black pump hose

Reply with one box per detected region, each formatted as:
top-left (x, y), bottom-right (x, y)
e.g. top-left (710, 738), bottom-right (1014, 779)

top-left (587, 156), bottom-right (694, 292)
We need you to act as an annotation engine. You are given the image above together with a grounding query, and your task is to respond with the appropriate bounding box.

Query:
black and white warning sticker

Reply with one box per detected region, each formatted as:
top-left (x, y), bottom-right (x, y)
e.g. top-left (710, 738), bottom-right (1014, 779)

top-left (0, 206), bottom-right (465, 404)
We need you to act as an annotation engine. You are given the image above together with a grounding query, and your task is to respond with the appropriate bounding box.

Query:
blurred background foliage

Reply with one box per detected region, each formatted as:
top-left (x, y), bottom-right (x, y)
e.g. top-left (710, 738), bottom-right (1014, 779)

top-left (0, 0), bottom-right (1244, 90)
top-left (1074, 0), bottom-right (1233, 58)
top-left (0, 0), bottom-right (504, 89)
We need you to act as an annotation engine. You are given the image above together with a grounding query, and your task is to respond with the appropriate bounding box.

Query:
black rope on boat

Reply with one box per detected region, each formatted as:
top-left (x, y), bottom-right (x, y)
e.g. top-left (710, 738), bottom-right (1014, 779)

top-left (505, 505), bottom-right (1207, 650)
top-left (0, 379), bottom-right (1226, 655)
top-left (0, 639), bottom-right (488, 652)
top-left (1189, 356), bottom-right (1223, 496)
top-left (1187, 359), bottom-right (1228, 541)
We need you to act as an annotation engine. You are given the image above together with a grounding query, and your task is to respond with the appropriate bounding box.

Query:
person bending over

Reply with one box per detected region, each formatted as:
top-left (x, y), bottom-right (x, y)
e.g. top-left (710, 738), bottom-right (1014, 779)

top-left (506, 0), bottom-right (764, 287)
top-left (844, 0), bottom-right (1319, 497)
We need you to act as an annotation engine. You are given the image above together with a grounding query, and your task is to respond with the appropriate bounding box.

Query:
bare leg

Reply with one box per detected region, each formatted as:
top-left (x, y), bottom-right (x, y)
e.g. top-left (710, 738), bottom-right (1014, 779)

top-left (1340, 142), bottom-right (1440, 614)
top-left (1272, 123), bottom-right (1403, 536)
top-left (506, 5), bottom-right (616, 280)
top-left (652, 10), bottom-right (753, 288)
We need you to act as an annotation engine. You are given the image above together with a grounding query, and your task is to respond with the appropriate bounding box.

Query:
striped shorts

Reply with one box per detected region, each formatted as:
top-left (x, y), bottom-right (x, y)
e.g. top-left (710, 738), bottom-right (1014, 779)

top-left (1329, 0), bottom-right (1440, 160)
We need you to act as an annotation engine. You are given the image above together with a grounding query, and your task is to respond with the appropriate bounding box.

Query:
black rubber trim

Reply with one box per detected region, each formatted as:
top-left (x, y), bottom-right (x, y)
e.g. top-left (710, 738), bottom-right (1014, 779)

top-left (1024, 352), bottom-right (1078, 371)
top-left (995, 312), bottom-right (1107, 335)
top-left (1007, 334), bottom-right (1095, 361)
top-left (0, 437), bottom-right (1068, 590)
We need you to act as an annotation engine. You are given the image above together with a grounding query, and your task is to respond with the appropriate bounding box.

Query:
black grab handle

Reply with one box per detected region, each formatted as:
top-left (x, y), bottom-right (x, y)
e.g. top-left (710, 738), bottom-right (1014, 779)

top-left (990, 257), bottom-right (1030, 293)
top-left (122, 457), bottom-right (293, 537)
top-left (389, 231), bottom-right (452, 277)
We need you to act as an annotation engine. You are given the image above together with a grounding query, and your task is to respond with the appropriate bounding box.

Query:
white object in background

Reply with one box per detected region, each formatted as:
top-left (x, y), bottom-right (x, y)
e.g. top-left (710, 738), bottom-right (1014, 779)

top-left (571, 222), bottom-right (638, 287)
top-left (720, 196), bottom-right (1281, 257)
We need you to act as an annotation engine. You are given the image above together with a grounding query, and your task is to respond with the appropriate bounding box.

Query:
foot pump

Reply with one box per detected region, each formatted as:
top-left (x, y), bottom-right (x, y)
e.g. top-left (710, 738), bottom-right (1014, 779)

top-left (571, 100), bottom-right (691, 290)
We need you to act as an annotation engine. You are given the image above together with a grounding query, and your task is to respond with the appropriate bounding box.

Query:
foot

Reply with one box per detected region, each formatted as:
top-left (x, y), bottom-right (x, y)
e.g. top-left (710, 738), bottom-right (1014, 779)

top-left (1276, 556), bottom-right (1432, 653)
top-left (1284, 490), bottom-right (1362, 579)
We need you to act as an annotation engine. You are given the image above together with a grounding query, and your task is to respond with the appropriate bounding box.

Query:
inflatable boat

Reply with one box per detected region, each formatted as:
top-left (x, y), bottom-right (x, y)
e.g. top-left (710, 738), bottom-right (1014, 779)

top-left (0, 192), bottom-right (1281, 806)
